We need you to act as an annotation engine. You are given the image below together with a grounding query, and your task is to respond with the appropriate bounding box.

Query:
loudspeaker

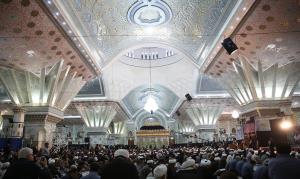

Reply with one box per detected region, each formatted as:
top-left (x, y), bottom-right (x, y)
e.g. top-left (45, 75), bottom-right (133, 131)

top-left (185, 93), bottom-right (192, 101)
top-left (222, 37), bottom-right (238, 55)
top-left (175, 111), bottom-right (181, 116)
top-left (84, 137), bottom-right (90, 143)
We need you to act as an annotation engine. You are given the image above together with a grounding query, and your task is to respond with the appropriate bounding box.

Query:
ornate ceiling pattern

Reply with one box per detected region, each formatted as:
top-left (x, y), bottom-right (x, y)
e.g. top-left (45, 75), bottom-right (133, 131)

top-left (0, 0), bottom-right (97, 79)
top-left (54, 0), bottom-right (237, 65)
top-left (207, 0), bottom-right (300, 77)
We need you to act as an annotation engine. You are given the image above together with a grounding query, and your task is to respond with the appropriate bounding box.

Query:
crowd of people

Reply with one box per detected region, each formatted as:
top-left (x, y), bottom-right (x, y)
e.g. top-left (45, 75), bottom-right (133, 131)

top-left (0, 142), bottom-right (299, 179)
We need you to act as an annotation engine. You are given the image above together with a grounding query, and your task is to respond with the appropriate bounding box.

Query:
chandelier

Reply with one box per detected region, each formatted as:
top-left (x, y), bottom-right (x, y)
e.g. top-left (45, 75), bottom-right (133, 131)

top-left (143, 55), bottom-right (159, 113)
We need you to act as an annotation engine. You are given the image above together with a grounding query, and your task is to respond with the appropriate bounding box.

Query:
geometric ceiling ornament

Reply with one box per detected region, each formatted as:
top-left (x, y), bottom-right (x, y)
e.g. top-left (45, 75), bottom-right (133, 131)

top-left (127, 0), bottom-right (172, 26)
top-left (219, 56), bottom-right (300, 106)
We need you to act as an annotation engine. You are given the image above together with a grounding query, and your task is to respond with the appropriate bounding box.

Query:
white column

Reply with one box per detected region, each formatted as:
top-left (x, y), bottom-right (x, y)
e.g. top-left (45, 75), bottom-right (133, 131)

top-left (9, 108), bottom-right (25, 138)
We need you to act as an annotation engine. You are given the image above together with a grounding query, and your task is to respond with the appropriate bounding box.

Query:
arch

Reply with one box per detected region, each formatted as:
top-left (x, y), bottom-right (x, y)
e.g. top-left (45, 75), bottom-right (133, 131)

top-left (122, 84), bottom-right (180, 116)
top-left (134, 109), bottom-right (168, 130)
top-left (103, 41), bottom-right (200, 70)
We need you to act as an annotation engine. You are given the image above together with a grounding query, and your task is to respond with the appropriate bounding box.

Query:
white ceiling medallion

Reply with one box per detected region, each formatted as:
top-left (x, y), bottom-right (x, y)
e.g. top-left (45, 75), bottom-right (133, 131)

top-left (127, 0), bottom-right (172, 26)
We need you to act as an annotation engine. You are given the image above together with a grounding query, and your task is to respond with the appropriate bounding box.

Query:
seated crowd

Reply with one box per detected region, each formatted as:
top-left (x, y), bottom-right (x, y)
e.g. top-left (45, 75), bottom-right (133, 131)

top-left (0, 142), bottom-right (299, 179)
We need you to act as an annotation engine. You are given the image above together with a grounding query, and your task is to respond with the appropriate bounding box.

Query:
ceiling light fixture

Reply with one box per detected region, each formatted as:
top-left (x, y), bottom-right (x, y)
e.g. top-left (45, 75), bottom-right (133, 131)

top-left (26, 50), bottom-right (35, 57)
top-left (232, 110), bottom-right (239, 119)
top-left (144, 54), bottom-right (159, 114)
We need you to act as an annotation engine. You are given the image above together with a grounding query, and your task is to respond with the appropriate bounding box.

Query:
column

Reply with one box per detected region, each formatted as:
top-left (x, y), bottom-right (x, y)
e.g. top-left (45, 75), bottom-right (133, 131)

top-left (24, 112), bottom-right (62, 149)
top-left (0, 60), bottom-right (86, 149)
top-left (3, 107), bottom-right (26, 150)
top-left (9, 107), bottom-right (25, 138)
top-left (186, 104), bottom-right (223, 128)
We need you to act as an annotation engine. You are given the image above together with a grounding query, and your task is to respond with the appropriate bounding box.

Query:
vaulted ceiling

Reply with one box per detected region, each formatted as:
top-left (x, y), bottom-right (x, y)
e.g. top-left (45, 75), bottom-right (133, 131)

top-left (0, 0), bottom-right (300, 124)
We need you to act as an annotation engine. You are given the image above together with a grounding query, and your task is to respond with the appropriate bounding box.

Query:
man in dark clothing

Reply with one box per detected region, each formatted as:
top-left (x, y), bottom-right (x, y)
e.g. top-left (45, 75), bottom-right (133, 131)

top-left (167, 159), bottom-right (176, 179)
top-left (101, 149), bottom-right (139, 179)
top-left (140, 160), bottom-right (154, 179)
top-left (268, 143), bottom-right (300, 179)
top-left (175, 159), bottom-right (200, 179)
top-left (81, 162), bottom-right (100, 179)
top-left (3, 147), bottom-right (51, 179)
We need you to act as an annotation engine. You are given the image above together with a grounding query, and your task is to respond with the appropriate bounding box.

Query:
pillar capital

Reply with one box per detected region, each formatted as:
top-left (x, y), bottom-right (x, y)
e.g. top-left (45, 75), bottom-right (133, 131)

top-left (219, 57), bottom-right (300, 106)
top-left (24, 113), bottom-right (62, 149)
top-left (75, 102), bottom-right (119, 130)
top-left (240, 99), bottom-right (292, 118)
top-left (186, 105), bottom-right (223, 128)
top-left (12, 107), bottom-right (25, 113)
top-left (24, 106), bottom-right (64, 120)
top-left (0, 60), bottom-right (86, 111)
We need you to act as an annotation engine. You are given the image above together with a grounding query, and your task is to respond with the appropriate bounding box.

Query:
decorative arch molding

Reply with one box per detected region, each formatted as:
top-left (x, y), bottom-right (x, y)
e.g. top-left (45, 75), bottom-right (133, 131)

top-left (134, 109), bottom-right (168, 130)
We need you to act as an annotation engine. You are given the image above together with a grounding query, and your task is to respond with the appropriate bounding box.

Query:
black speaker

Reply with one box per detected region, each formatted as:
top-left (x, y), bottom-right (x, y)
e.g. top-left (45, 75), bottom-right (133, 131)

top-left (185, 93), bottom-right (192, 101)
top-left (222, 37), bottom-right (238, 55)
top-left (84, 137), bottom-right (90, 143)
top-left (176, 111), bottom-right (181, 116)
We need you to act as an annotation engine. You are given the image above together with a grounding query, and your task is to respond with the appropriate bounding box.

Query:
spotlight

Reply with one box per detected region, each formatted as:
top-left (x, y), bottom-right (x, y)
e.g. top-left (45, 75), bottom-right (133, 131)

top-left (280, 118), bottom-right (293, 130)
top-left (222, 37), bottom-right (238, 55)
top-left (185, 93), bottom-right (192, 101)
top-left (232, 110), bottom-right (239, 119)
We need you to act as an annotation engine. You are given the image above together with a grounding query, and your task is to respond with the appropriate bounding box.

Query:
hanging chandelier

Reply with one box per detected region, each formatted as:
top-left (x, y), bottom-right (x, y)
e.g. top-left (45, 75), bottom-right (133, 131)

top-left (143, 55), bottom-right (159, 113)
top-left (144, 96), bottom-right (159, 113)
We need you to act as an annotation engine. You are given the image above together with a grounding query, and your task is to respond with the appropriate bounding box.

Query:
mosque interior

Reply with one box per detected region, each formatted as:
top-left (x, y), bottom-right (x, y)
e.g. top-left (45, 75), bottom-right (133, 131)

top-left (0, 0), bottom-right (300, 149)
